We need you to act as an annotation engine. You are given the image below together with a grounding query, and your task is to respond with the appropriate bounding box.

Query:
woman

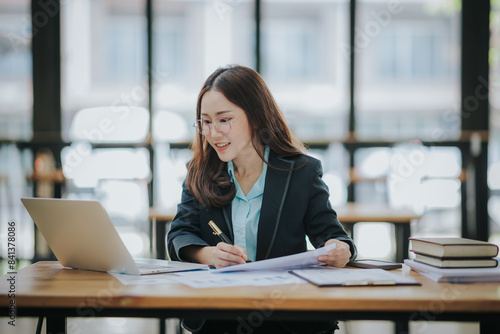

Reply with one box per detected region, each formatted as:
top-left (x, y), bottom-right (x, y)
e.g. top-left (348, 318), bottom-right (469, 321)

top-left (167, 64), bottom-right (356, 334)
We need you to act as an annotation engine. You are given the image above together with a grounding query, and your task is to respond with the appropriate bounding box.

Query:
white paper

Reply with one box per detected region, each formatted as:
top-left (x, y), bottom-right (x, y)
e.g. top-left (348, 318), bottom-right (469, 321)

top-left (213, 243), bottom-right (336, 273)
top-left (135, 258), bottom-right (210, 272)
top-left (171, 270), bottom-right (305, 288)
top-left (111, 272), bottom-right (180, 285)
top-left (290, 267), bottom-right (419, 286)
top-left (112, 269), bottom-right (306, 288)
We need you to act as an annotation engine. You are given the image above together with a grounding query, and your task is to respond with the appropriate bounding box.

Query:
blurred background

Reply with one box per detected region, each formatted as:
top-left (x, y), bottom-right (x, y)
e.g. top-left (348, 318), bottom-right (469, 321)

top-left (0, 0), bottom-right (498, 332)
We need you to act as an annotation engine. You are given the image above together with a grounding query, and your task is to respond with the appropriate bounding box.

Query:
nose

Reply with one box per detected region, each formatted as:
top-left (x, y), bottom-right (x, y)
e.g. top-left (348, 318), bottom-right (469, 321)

top-left (208, 125), bottom-right (224, 138)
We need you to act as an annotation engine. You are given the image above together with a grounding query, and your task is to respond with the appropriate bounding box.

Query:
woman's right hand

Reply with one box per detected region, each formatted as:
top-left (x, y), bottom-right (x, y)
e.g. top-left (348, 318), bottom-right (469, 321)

top-left (180, 243), bottom-right (248, 268)
top-left (210, 242), bottom-right (248, 268)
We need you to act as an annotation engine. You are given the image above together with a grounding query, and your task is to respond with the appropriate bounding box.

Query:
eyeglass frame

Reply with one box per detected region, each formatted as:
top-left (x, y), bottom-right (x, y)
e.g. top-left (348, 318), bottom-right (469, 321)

top-left (193, 114), bottom-right (245, 136)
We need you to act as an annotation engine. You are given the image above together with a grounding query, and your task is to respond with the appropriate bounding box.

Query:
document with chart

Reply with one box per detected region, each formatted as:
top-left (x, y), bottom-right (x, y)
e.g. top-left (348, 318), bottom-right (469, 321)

top-left (290, 267), bottom-right (420, 287)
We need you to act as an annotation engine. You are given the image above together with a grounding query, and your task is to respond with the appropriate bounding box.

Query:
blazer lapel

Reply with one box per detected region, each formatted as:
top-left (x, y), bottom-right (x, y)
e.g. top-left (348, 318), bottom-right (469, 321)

top-left (256, 151), bottom-right (294, 260)
top-left (222, 204), bottom-right (234, 242)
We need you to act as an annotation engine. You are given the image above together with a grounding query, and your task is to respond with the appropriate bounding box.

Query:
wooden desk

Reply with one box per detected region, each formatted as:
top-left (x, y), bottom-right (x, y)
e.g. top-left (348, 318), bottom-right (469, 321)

top-left (149, 203), bottom-right (421, 262)
top-left (336, 203), bottom-right (421, 263)
top-left (1, 262), bottom-right (500, 334)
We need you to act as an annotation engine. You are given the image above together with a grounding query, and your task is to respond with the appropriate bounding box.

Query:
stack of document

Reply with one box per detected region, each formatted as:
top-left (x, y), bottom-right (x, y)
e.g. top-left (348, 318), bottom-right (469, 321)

top-left (404, 259), bottom-right (500, 283)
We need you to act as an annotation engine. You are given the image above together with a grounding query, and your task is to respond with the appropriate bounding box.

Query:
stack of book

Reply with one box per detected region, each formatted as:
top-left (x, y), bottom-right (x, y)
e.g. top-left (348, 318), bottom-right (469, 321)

top-left (409, 237), bottom-right (499, 268)
top-left (404, 259), bottom-right (500, 283)
top-left (404, 237), bottom-right (500, 282)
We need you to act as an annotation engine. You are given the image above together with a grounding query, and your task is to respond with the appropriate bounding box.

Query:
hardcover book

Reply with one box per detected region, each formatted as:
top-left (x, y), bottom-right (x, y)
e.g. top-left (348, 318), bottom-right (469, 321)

top-left (413, 253), bottom-right (498, 268)
top-left (404, 259), bottom-right (500, 283)
top-left (409, 237), bottom-right (499, 258)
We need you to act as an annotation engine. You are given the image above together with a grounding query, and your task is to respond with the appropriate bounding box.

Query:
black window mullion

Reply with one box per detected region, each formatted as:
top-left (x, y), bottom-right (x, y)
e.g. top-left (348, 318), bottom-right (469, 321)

top-left (347, 0), bottom-right (356, 202)
top-left (349, 0), bottom-right (356, 137)
top-left (147, 0), bottom-right (154, 208)
top-left (255, 0), bottom-right (261, 73)
top-left (460, 0), bottom-right (491, 241)
top-left (31, 0), bottom-right (62, 144)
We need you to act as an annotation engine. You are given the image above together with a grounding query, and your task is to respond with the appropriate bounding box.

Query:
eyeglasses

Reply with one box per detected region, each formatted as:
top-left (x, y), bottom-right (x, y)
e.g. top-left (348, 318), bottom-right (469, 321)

top-left (193, 115), bottom-right (244, 136)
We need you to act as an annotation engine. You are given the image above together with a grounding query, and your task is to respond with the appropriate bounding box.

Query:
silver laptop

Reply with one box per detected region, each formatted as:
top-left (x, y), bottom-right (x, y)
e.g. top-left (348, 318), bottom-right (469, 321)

top-left (21, 197), bottom-right (208, 275)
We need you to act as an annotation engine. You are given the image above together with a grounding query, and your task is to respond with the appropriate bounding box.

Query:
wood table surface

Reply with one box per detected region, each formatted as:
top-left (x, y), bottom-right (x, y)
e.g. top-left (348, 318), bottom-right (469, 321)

top-left (2, 262), bottom-right (500, 334)
top-left (1, 262), bottom-right (499, 313)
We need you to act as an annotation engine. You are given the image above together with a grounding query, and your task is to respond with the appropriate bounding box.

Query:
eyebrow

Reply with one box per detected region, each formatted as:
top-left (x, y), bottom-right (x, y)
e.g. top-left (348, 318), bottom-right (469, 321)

top-left (200, 110), bottom-right (234, 117)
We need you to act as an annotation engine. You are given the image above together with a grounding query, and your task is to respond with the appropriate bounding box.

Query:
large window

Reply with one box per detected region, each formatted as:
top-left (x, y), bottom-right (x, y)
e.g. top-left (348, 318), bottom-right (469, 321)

top-left (60, 0), bottom-right (258, 254)
top-left (62, 0), bottom-right (148, 136)
top-left (152, 0), bottom-right (255, 119)
top-left (59, 0), bottom-right (460, 258)
top-left (152, 0), bottom-right (256, 211)
top-left (262, 0), bottom-right (350, 141)
top-left (489, 0), bottom-right (500, 245)
top-left (0, 0), bottom-right (32, 140)
top-left (348, 0), bottom-right (463, 259)
top-left (0, 0), bottom-right (33, 261)
top-left (356, 0), bottom-right (460, 141)
top-left (61, 0), bottom-right (150, 256)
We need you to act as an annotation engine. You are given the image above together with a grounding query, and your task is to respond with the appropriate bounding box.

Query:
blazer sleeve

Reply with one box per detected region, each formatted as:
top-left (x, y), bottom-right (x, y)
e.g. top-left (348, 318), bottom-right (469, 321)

top-left (167, 181), bottom-right (209, 261)
top-left (303, 158), bottom-right (357, 260)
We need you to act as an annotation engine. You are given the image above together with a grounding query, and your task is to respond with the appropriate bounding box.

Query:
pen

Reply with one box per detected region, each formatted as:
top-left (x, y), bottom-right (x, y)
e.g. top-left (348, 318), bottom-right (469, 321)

top-left (208, 220), bottom-right (251, 263)
top-left (208, 220), bottom-right (232, 244)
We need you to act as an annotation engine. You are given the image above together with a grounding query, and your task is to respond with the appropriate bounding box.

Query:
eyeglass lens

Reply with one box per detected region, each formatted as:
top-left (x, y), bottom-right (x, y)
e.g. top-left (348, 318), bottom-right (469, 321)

top-left (195, 119), bottom-right (231, 135)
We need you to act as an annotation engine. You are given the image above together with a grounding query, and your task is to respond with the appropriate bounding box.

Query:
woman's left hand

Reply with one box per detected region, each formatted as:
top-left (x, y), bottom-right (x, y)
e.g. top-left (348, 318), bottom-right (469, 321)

top-left (317, 239), bottom-right (351, 268)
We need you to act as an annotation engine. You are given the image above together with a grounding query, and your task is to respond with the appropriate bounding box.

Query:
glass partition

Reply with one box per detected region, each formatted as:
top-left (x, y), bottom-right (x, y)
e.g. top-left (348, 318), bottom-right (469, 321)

top-left (489, 0), bottom-right (500, 245)
top-left (0, 0), bottom-right (32, 140)
top-left (61, 0), bottom-right (148, 140)
top-left (152, 0), bottom-right (255, 211)
top-left (356, 0), bottom-right (461, 141)
top-left (0, 0), bottom-right (33, 261)
top-left (262, 0), bottom-right (350, 142)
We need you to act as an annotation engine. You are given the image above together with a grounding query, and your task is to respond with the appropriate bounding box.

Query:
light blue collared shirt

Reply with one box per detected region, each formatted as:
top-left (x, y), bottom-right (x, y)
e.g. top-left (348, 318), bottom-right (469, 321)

top-left (227, 146), bottom-right (270, 262)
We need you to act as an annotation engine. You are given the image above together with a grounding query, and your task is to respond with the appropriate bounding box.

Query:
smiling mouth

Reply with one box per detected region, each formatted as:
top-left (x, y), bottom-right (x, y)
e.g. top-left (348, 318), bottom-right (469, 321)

top-left (215, 143), bottom-right (229, 148)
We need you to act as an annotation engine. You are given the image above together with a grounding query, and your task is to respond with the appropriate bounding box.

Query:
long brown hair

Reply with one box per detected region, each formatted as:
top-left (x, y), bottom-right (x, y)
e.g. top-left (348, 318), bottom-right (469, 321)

top-left (186, 65), bottom-right (306, 209)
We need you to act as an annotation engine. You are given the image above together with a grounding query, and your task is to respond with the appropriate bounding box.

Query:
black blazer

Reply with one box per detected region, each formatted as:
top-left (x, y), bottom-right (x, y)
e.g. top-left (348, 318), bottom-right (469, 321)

top-left (167, 150), bottom-right (356, 262)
